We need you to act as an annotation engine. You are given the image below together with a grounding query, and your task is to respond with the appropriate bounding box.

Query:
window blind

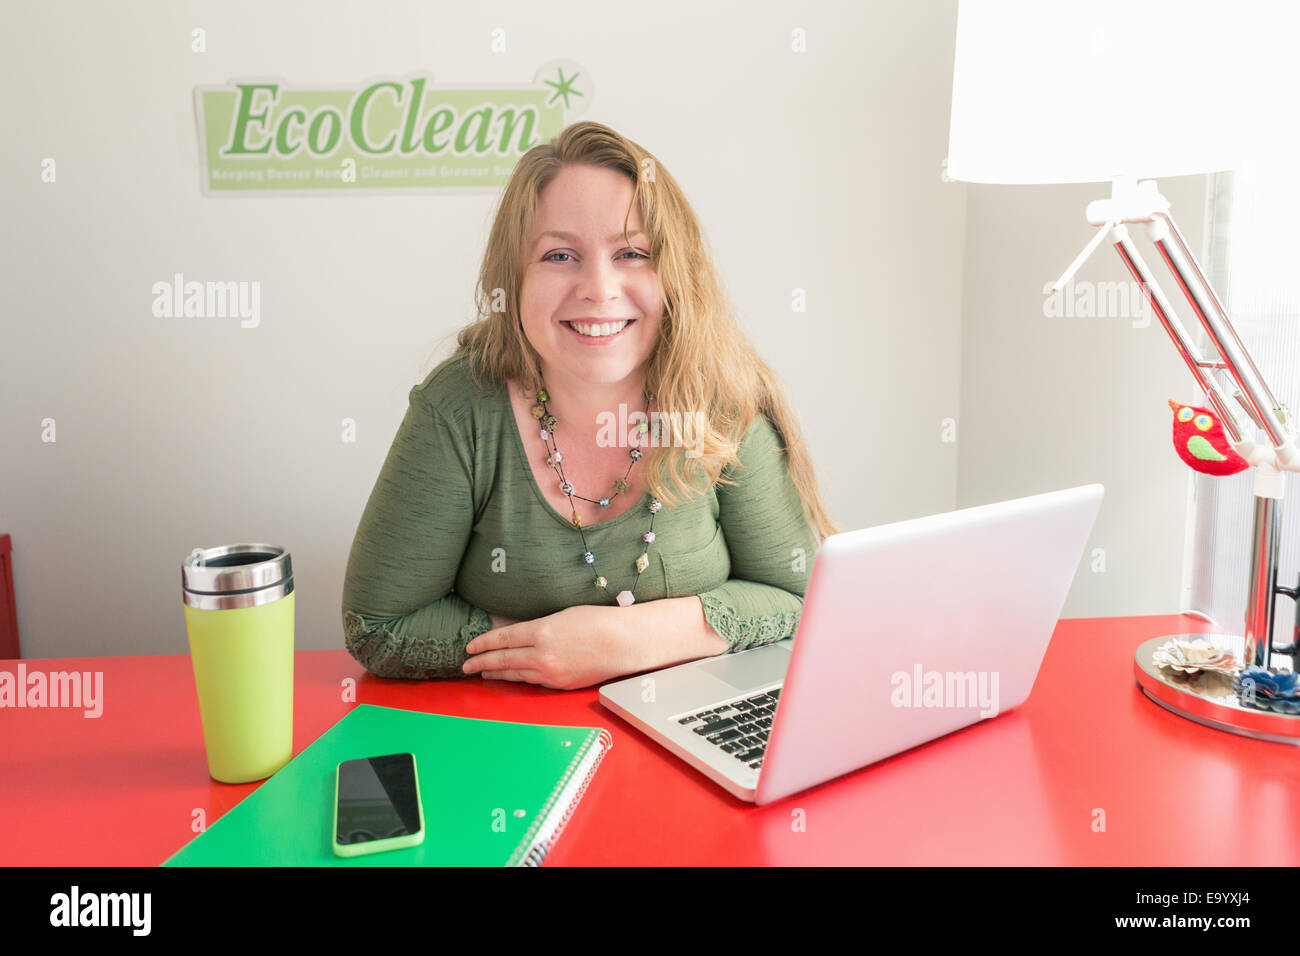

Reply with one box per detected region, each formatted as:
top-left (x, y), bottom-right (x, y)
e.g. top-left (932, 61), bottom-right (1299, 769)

top-left (1186, 162), bottom-right (1300, 661)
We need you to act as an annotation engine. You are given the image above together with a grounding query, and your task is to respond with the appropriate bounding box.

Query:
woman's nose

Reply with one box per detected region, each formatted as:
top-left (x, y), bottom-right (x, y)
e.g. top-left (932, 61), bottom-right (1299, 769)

top-left (575, 257), bottom-right (621, 301)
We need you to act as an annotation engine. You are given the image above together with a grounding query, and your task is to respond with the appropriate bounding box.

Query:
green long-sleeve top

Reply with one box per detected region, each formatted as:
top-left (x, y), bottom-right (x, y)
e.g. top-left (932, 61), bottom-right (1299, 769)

top-left (341, 352), bottom-right (818, 679)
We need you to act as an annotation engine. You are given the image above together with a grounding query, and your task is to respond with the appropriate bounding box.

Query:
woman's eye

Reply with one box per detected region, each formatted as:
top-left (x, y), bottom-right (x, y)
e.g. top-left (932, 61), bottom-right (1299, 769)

top-left (543, 250), bottom-right (649, 263)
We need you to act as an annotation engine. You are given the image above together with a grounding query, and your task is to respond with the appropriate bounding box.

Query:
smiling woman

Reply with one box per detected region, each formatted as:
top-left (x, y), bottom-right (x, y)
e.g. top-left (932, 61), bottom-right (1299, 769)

top-left (341, 120), bottom-right (839, 688)
top-left (515, 161), bottom-right (663, 454)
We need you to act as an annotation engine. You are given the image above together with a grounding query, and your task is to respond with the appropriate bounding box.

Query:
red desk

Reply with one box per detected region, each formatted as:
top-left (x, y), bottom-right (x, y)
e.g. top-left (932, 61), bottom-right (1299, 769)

top-left (2, 614), bottom-right (1297, 866)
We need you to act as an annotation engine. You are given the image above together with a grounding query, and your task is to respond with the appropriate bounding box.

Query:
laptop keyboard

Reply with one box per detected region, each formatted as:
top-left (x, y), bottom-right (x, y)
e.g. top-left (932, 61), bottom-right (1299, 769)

top-left (675, 688), bottom-right (781, 771)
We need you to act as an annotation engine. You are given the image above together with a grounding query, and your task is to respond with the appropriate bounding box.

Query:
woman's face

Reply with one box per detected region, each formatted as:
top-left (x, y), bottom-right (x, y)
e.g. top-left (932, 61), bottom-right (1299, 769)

top-left (519, 163), bottom-right (663, 393)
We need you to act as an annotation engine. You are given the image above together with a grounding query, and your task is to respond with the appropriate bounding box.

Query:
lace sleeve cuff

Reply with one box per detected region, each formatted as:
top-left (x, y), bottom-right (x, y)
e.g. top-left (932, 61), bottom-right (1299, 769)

top-left (343, 606), bottom-right (492, 679)
top-left (700, 593), bottom-right (801, 654)
top-left (459, 605), bottom-right (494, 645)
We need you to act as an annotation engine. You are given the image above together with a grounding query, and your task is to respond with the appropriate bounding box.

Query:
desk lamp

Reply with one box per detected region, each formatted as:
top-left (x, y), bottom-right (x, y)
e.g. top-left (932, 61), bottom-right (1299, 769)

top-left (945, 0), bottom-right (1300, 741)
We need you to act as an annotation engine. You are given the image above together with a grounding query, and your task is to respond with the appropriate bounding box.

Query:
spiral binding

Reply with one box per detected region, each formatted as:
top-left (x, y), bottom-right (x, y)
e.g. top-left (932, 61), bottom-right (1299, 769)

top-left (519, 728), bottom-right (615, 867)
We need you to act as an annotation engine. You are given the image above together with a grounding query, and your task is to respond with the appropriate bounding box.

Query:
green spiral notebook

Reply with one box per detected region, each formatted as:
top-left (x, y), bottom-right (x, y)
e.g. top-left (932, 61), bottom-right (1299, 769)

top-left (163, 703), bottom-right (613, 867)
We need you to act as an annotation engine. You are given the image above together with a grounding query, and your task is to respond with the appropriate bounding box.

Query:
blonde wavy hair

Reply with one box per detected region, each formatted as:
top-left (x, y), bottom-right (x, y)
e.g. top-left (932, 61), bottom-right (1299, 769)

top-left (448, 120), bottom-right (840, 543)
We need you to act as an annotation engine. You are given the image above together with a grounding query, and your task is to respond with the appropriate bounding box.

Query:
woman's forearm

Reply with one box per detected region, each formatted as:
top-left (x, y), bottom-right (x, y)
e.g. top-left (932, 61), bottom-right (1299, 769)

top-left (616, 595), bottom-right (729, 672)
top-left (486, 599), bottom-right (727, 675)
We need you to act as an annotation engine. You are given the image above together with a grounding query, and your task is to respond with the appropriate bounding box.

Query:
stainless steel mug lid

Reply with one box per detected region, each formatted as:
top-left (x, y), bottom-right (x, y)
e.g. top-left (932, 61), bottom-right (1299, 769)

top-left (182, 544), bottom-right (293, 610)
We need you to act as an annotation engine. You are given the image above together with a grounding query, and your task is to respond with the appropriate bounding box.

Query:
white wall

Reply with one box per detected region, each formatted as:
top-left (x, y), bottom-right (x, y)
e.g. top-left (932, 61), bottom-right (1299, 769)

top-left (2, 0), bottom-right (1197, 659)
top-left (0, 0), bottom-right (969, 658)
top-left (956, 175), bottom-right (1210, 618)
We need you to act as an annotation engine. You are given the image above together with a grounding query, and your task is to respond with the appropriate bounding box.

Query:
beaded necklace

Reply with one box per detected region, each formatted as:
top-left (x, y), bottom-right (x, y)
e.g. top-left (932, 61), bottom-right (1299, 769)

top-left (531, 386), bottom-right (662, 607)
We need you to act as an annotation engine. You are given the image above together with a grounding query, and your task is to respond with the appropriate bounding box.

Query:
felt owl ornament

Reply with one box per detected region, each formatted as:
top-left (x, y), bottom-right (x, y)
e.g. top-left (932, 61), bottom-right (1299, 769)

top-left (1168, 398), bottom-right (1250, 476)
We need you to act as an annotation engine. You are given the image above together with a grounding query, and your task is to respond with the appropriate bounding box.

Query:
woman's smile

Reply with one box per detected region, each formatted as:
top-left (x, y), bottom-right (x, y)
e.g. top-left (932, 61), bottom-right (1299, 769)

top-left (562, 318), bottom-right (636, 344)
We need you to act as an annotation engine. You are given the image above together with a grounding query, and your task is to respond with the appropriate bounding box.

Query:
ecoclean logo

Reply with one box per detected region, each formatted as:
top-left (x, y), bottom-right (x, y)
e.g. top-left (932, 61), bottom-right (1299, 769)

top-left (193, 60), bottom-right (589, 195)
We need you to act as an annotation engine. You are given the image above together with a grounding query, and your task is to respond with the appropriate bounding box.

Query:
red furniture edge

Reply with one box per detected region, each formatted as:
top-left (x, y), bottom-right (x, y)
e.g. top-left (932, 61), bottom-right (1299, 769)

top-left (0, 534), bottom-right (18, 659)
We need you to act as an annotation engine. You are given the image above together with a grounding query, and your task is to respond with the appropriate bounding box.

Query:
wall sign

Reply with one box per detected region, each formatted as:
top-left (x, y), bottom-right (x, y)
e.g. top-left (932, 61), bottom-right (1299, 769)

top-left (193, 61), bottom-right (590, 195)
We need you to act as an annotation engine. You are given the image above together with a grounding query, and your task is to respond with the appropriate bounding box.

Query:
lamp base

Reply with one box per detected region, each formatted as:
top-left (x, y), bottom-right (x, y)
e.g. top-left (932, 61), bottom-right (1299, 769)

top-left (1134, 634), bottom-right (1300, 745)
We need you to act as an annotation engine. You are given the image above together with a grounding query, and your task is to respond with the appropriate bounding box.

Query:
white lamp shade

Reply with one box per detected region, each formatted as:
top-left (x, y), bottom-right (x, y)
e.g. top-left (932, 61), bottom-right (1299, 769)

top-left (947, 0), bottom-right (1299, 184)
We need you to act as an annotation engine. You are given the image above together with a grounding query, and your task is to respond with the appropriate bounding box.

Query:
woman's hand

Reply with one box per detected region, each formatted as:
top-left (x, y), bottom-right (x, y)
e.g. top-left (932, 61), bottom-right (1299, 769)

top-left (464, 604), bottom-right (640, 690)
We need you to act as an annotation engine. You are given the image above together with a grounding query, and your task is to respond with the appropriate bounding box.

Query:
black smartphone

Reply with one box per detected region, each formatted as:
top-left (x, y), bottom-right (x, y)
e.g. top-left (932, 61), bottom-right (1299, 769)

top-left (332, 752), bottom-right (425, 857)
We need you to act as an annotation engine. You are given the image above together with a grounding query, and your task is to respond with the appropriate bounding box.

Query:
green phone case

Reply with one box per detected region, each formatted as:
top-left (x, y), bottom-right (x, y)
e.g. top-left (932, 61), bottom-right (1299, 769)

top-left (331, 753), bottom-right (426, 858)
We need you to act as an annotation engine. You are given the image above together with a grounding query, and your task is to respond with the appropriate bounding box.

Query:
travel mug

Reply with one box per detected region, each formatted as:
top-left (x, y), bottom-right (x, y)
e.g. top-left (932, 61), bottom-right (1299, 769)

top-left (181, 544), bottom-right (294, 783)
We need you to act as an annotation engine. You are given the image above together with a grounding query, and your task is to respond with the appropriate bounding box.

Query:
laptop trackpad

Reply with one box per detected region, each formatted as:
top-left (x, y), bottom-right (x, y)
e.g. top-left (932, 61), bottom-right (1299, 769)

top-left (695, 641), bottom-right (791, 692)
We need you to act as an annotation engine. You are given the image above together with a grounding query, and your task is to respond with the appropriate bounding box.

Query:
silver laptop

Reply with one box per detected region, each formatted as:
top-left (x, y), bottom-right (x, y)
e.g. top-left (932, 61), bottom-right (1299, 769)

top-left (598, 483), bottom-right (1104, 805)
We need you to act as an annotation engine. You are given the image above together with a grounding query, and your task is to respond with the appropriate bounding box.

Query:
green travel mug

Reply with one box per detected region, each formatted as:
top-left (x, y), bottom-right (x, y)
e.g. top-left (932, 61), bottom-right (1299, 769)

top-left (182, 544), bottom-right (294, 783)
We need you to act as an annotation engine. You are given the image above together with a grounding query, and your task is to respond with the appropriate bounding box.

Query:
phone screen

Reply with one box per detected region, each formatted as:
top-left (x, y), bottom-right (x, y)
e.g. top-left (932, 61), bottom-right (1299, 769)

top-left (335, 753), bottom-right (421, 846)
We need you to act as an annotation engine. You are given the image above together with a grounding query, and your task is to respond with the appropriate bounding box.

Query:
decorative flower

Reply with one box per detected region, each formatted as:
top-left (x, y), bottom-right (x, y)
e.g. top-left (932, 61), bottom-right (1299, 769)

top-left (1233, 666), bottom-right (1300, 714)
top-left (1151, 637), bottom-right (1240, 675)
